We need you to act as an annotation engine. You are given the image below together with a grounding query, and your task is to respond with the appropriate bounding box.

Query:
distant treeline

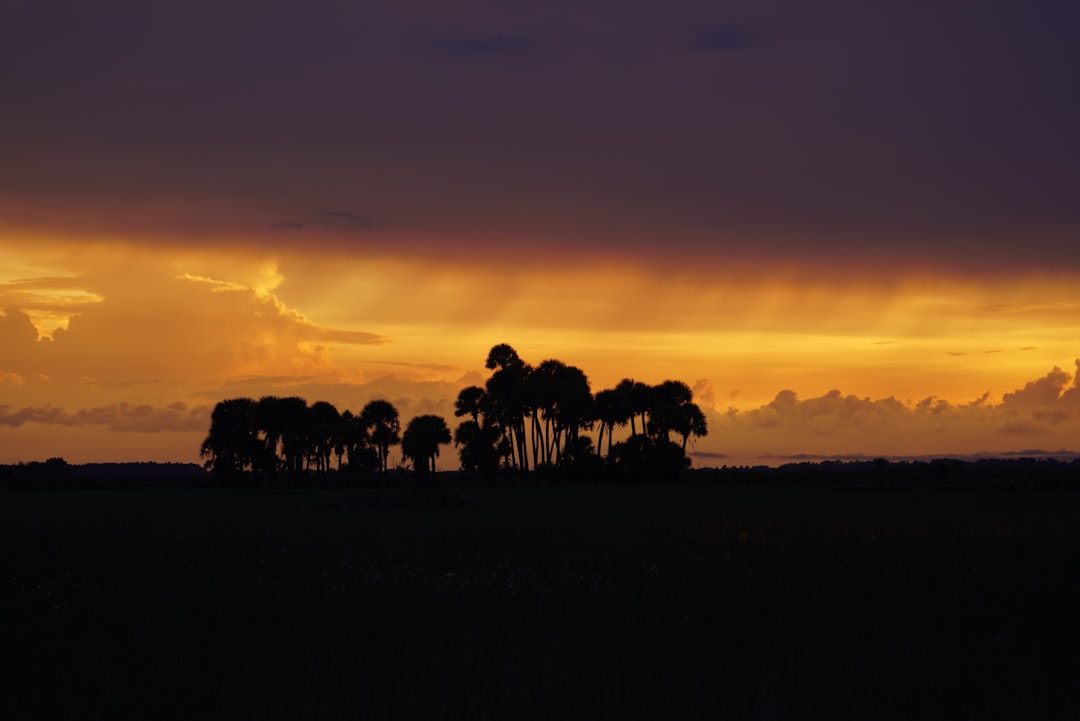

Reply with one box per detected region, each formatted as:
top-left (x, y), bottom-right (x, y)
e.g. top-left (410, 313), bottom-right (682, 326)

top-left (199, 343), bottom-right (709, 483)
top-left (3, 456), bottom-right (1078, 491)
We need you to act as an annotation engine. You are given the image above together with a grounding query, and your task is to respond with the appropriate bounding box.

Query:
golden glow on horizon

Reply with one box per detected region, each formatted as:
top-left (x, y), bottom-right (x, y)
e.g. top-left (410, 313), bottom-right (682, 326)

top-left (2, 236), bottom-right (1080, 465)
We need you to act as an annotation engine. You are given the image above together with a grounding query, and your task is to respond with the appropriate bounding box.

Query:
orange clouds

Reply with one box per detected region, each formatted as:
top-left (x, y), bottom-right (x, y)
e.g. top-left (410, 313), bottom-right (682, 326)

top-left (0, 401), bottom-right (209, 433)
top-left (2, 236), bottom-right (1080, 466)
top-left (706, 362), bottom-right (1080, 465)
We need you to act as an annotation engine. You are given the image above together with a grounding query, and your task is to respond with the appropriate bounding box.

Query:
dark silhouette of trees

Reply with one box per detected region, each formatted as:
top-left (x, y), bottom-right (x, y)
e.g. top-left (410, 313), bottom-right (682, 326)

top-left (274, 396), bottom-right (311, 479)
top-left (607, 434), bottom-right (691, 481)
top-left (200, 397), bottom-right (261, 480)
top-left (593, 388), bottom-right (619, 459)
top-left (611, 378), bottom-right (651, 437)
top-left (453, 419), bottom-right (505, 477)
top-left (340, 409), bottom-right (378, 473)
top-left (485, 345), bottom-right (532, 471)
top-left (529, 359), bottom-right (594, 467)
top-left (646, 380), bottom-right (692, 442)
top-left (252, 395), bottom-right (314, 480)
top-left (307, 400), bottom-right (341, 475)
top-left (402, 414), bottom-right (452, 476)
top-left (201, 396), bottom-right (395, 482)
top-left (674, 402), bottom-right (709, 452)
top-left (453, 385), bottom-right (509, 476)
top-left (199, 343), bottom-right (712, 484)
top-left (644, 380), bottom-right (708, 451)
top-left (454, 385), bottom-right (487, 423)
top-left (360, 399), bottom-right (401, 473)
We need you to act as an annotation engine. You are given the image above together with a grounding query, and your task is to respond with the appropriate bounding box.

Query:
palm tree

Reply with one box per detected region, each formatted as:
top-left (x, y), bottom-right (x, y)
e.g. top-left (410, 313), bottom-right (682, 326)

top-left (593, 388), bottom-right (619, 459)
top-left (454, 385), bottom-right (487, 423)
top-left (276, 396), bottom-right (310, 479)
top-left (255, 395), bottom-right (286, 478)
top-left (484, 344), bottom-right (532, 472)
top-left (528, 359), bottom-right (561, 466)
top-left (485, 343), bottom-right (524, 372)
top-left (255, 395), bottom-right (309, 479)
top-left (453, 419), bottom-right (505, 477)
top-left (307, 400), bottom-right (341, 475)
top-left (527, 359), bottom-right (594, 466)
top-left (673, 402), bottom-right (708, 452)
top-left (338, 409), bottom-right (374, 472)
top-left (200, 397), bottom-right (260, 480)
top-left (549, 362), bottom-right (594, 465)
top-left (614, 379), bottom-right (651, 437)
top-left (402, 414), bottom-right (452, 476)
top-left (360, 399), bottom-right (401, 473)
top-left (647, 380), bottom-right (694, 442)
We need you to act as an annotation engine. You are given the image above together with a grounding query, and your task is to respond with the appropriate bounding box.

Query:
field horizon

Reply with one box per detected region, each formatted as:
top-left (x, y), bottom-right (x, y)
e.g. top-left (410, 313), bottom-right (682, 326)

top-left (4, 467), bottom-right (1079, 718)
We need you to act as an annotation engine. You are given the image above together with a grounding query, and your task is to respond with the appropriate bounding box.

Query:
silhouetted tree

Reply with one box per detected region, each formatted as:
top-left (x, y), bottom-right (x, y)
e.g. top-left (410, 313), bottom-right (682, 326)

top-left (307, 400), bottom-right (341, 475)
top-left (454, 385), bottom-right (487, 423)
top-left (274, 396), bottom-right (310, 479)
top-left (360, 399), bottom-right (401, 473)
top-left (453, 419), bottom-right (505, 477)
top-left (608, 435), bottom-right (690, 482)
top-left (530, 359), bottom-right (594, 466)
top-left (200, 397), bottom-right (261, 480)
top-left (647, 380), bottom-right (694, 442)
top-left (673, 402), bottom-right (708, 452)
top-left (255, 395), bottom-right (287, 479)
top-left (339, 409), bottom-right (378, 473)
top-left (613, 378), bottom-right (651, 437)
top-left (594, 388), bottom-right (617, 459)
top-left (402, 414), bottom-right (452, 476)
top-left (485, 344), bottom-right (532, 471)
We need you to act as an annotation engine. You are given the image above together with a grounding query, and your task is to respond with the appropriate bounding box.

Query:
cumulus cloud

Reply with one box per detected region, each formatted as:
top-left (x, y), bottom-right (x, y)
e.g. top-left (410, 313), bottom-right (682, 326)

top-left (708, 362), bottom-right (1080, 463)
top-left (0, 307), bottom-right (39, 346)
top-left (1000, 364), bottom-right (1077, 409)
top-left (0, 402), bottom-right (210, 432)
top-left (1000, 420), bottom-right (1049, 436)
top-left (742, 389), bottom-right (908, 433)
top-left (0, 258), bottom-right (390, 391)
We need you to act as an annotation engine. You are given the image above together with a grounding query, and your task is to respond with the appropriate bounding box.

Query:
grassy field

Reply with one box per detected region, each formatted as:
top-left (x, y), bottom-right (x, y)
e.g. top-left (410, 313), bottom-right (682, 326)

top-left (3, 482), bottom-right (1079, 719)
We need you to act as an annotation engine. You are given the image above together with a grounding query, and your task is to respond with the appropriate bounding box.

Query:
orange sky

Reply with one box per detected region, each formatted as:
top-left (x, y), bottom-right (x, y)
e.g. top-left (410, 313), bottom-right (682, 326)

top-left (3, 234), bottom-right (1079, 467)
top-left (3, 0), bottom-right (1079, 467)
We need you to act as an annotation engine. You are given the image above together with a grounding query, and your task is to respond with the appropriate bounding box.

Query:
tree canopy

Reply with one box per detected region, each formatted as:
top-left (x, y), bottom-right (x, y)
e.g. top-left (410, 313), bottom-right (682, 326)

top-left (201, 342), bottom-right (709, 484)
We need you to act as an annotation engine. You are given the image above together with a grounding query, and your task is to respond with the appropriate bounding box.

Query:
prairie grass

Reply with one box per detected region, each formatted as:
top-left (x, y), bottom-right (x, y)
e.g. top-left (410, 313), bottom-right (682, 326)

top-left (2, 483), bottom-right (1078, 718)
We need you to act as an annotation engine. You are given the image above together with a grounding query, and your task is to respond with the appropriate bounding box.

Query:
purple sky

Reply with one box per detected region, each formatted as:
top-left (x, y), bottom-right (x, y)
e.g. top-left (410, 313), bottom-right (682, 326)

top-left (3, 0), bottom-right (1079, 271)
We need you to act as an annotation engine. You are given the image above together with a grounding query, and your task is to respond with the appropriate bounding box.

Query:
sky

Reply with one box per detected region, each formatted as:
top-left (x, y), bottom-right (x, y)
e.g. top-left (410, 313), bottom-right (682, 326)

top-left (2, 0), bottom-right (1080, 467)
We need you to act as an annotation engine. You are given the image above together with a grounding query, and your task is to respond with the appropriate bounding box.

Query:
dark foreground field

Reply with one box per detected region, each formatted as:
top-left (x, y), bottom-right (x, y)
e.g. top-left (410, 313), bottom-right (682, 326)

top-left (3, 482), bottom-right (1079, 719)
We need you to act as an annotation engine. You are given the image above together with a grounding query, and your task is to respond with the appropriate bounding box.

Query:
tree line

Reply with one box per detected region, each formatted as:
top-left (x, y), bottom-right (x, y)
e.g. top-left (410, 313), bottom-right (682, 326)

top-left (200, 343), bottom-right (707, 482)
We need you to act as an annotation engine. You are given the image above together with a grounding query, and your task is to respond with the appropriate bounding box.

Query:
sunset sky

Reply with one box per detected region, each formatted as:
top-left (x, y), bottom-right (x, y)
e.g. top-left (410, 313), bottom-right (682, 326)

top-left (3, 0), bottom-right (1080, 467)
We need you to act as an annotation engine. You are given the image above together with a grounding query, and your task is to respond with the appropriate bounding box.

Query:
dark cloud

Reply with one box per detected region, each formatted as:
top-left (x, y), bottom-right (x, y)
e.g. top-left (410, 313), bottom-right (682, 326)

top-left (413, 32), bottom-right (537, 57)
top-left (1033, 409), bottom-right (1071, 425)
top-left (316, 210), bottom-right (379, 229)
top-left (0, 402), bottom-right (210, 432)
top-left (760, 453), bottom-right (874, 462)
top-left (272, 211), bottom-right (381, 233)
top-left (2, 1), bottom-right (1079, 271)
top-left (689, 450), bottom-right (733, 460)
top-left (0, 307), bottom-right (38, 347)
top-left (1000, 420), bottom-right (1049, 436)
top-left (691, 28), bottom-right (753, 51)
